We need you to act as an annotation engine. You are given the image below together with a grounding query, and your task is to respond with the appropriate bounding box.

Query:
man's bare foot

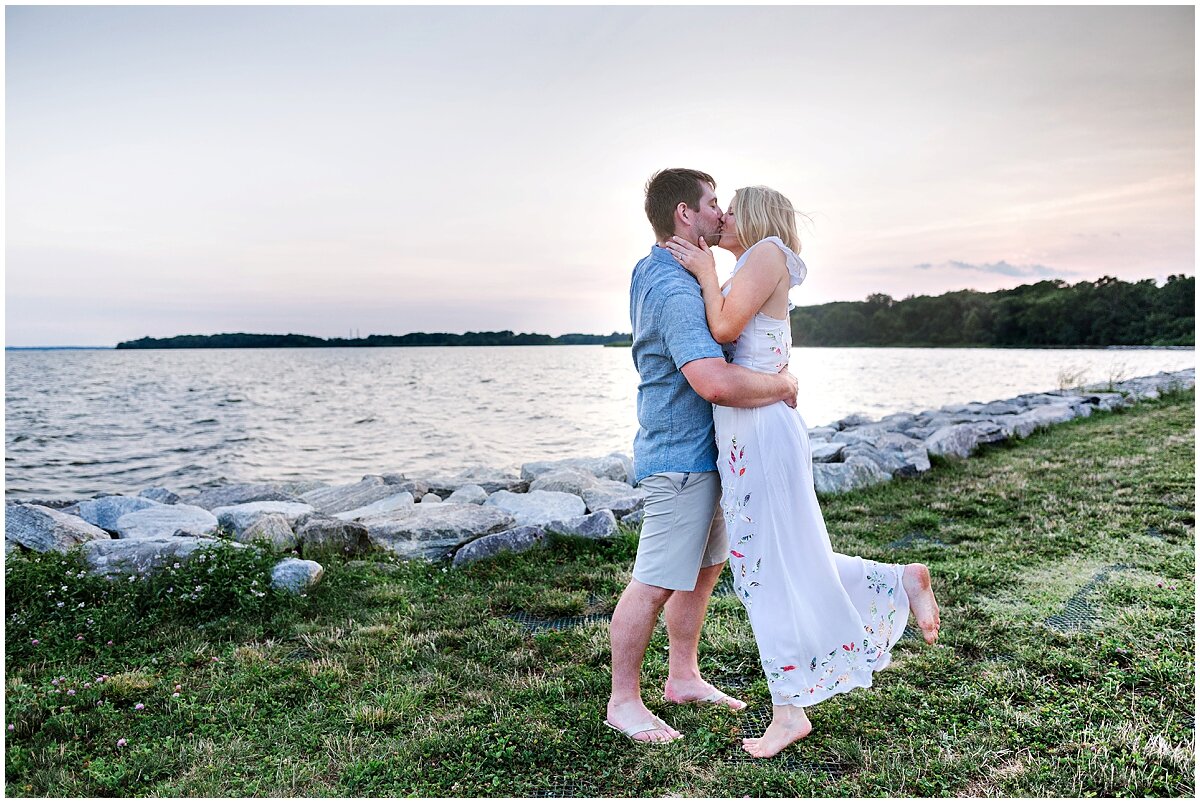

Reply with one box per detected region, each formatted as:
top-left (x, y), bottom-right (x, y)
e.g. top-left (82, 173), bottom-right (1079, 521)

top-left (902, 563), bottom-right (941, 644)
top-left (742, 705), bottom-right (812, 758)
top-left (663, 679), bottom-right (747, 711)
top-left (605, 699), bottom-right (681, 743)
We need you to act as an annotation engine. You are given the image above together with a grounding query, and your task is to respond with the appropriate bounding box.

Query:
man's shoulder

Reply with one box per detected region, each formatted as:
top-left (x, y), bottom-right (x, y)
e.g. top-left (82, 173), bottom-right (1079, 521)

top-left (632, 252), bottom-right (701, 301)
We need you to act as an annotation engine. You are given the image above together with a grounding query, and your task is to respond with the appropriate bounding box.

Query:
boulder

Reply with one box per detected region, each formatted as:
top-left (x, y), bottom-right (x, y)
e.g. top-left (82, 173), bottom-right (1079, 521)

top-left (520, 455), bottom-right (631, 485)
top-left (545, 509), bottom-right (620, 540)
top-left (277, 480), bottom-right (329, 496)
top-left (484, 489), bottom-right (586, 526)
top-left (211, 501), bottom-right (315, 535)
top-left (924, 424), bottom-right (983, 459)
top-left (295, 514), bottom-right (373, 558)
top-left (832, 425), bottom-right (897, 446)
top-left (806, 426), bottom-right (839, 440)
top-left (421, 467), bottom-right (527, 495)
top-left (80, 535), bottom-right (242, 579)
top-left (812, 459), bottom-right (891, 495)
top-left (360, 503), bottom-right (516, 560)
top-left (380, 475), bottom-right (432, 497)
top-left (580, 481), bottom-right (647, 518)
top-left (138, 487), bottom-right (181, 504)
top-left (620, 509), bottom-right (645, 528)
top-left (271, 558), bottom-right (324, 594)
top-left (1024, 404), bottom-right (1078, 429)
top-left (300, 476), bottom-right (403, 515)
top-left (114, 505), bottom-right (219, 540)
top-left (451, 525), bottom-right (547, 567)
top-left (842, 442), bottom-right (929, 478)
top-left (981, 401), bottom-right (1023, 416)
top-left (332, 492), bottom-right (415, 521)
top-left (181, 483), bottom-right (303, 511)
top-left (529, 468), bottom-right (599, 496)
top-left (834, 413), bottom-right (875, 429)
top-left (236, 513), bottom-right (297, 550)
top-left (5, 504), bottom-right (112, 553)
top-left (445, 484), bottom-right (488, 505)
top-left (420, 493), bottom-right (443, 504)
top-left (75, 496), bottom-right (165, 532)
top-left (810, 442), bottom-right (846, 463)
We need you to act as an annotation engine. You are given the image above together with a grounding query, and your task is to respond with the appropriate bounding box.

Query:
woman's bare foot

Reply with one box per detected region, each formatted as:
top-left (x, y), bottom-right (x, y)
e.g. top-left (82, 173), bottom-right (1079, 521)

top-left (902, 563), bottom-right (941, 644)
top-left (742, 704), bottom-right (812, 758)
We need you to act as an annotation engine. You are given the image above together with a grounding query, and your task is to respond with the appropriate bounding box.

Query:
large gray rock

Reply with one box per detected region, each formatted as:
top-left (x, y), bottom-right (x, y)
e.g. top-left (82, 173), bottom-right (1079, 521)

top-left (361, 503), bottom-right (516, 560)
top-left (580, 481), bottom-right (647, 518)
top-left (420, 493), bottom-right (443, 504)
top-left (421, 467), bottom-right (528, 496)
top-left (835, 413), bottom-right (875, 429)
top-left (300, 476), bottom-right (403, 515)
top-left (484, 489), bottom-right (587, 526)
top-left (520, 455), bottom-right (631, 485)
top-left (271, 558), bottom-right (324, 594)
top-left (379, 475), bottom-right (432, 497)
top-left (211, 501), bottom-right (314, 535)
top-left (810, 442), bottom-right (846, 463)
top-left (832, 425), bottom-right (896, 446)
top-left (842, 442), bottom-right (930, 478)
top-left (924, 424), bottom-right (983, 459)
top-left (295, 514), bottom-right (373, 558)
top-left (812, 459), bottom-right (891, 495)
top-left (236, 513), bottom-right (297, 550)
top-left (445, 484), bottom-right (488, 505)
top-left (451, 525), bottom-right (547, 567)
top-left (807, 426), bottom-right (839, 440)
top-left (181, 483), bottom-right (303, 511)
top-left (620, 509), bottom-right (645, 528)
top-left (529, 468), bottom-right (599, 496)
top-left (981, 401), bottom-right (1023, 416)
top-left (80, 535), bottom-right (243, 579)
top-left (5, 504), bottom-right (112, 553)
top-left (332, 492), bottom-right (415, 521)
top-left (545, 509), bottom-right (620, 540)
top-left (138, 487), bottom-right (181, 504)
top-left (277, 480), bottom-right (329, 496)
top-left (1008, 404), bottom-right (1077, 436)
top-left (114, 505), bottom-right (219, 540)
top-left (76, 496), bottom-right (165, 532)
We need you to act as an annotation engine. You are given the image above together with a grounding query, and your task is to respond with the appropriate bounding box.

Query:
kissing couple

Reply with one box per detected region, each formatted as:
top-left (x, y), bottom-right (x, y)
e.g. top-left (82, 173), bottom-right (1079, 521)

top-left (606, 168), bottom-right (942, 758)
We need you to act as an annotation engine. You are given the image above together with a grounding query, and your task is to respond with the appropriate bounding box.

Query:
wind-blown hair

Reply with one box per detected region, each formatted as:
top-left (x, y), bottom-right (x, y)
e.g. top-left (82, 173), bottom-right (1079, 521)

top-left (644, 168), bottom-right (716, 242)
top-left (731, 185), bottom-right (802, 254)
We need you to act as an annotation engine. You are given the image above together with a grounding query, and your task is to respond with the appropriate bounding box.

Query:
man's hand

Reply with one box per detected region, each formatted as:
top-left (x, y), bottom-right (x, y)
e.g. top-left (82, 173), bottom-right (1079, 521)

top-left (778, 365), bottom-right (799, 409)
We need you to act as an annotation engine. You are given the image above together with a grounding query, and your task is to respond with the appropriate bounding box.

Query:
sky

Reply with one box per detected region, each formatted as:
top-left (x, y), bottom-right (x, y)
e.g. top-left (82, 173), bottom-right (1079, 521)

top-left (5, 4), bottom-right (1195, 346)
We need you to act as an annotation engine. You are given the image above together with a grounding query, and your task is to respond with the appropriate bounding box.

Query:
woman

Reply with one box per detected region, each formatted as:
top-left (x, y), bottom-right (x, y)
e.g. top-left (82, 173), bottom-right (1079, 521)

top-left (664, 186), bottom-right (941, 759)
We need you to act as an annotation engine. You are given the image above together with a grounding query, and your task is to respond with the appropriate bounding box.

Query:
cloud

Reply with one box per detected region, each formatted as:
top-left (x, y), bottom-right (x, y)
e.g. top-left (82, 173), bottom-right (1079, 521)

top-left (914, 260), bottom-right (1076, 278)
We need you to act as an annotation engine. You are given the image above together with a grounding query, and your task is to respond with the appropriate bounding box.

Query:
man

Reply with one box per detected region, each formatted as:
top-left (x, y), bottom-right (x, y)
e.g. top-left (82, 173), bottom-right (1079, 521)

top-left (606, 168), bottom-right (799, 743)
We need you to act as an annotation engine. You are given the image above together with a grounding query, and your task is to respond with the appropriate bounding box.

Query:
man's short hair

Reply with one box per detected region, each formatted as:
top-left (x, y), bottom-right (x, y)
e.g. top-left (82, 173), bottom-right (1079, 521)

top-left (644, 168), bottom-right (715, 242)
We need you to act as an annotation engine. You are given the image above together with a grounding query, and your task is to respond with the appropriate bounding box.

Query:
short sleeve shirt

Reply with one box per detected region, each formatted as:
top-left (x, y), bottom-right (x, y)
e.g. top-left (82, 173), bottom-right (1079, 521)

top-left (629, 245), bottom-right (725, 483)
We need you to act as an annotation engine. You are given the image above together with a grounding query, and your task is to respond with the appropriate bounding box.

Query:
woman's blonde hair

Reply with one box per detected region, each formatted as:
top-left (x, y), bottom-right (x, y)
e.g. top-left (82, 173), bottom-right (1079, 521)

top-left (730, 185), bottom-right (802, 254)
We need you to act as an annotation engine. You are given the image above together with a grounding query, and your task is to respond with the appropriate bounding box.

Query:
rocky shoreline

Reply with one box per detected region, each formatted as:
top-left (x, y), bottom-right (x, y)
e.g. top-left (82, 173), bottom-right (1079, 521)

top-left (5, 369), bottom-right (1193, 592)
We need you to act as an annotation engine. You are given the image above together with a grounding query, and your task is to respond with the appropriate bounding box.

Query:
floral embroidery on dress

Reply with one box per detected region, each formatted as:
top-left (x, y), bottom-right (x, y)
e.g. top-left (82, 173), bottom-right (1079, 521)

top-left (760, 561), bottom-right (902, 703)
top-left (765, 329), bottom-right (790, 372)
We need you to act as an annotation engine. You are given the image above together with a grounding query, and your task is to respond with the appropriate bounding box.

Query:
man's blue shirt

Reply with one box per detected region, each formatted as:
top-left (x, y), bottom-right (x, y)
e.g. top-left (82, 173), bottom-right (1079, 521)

top-left (629, 245), bottom-right (725, 484)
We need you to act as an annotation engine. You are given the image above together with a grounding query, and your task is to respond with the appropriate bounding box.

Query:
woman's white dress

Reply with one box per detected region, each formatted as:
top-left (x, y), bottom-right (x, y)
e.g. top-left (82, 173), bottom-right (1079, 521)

top-left (714, 236), bottom-right (912, 708)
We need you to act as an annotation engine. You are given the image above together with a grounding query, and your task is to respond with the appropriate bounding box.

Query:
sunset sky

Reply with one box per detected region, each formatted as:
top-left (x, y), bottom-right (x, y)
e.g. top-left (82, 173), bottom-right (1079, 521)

top-left (5, 4), bottom-right (1195, 346)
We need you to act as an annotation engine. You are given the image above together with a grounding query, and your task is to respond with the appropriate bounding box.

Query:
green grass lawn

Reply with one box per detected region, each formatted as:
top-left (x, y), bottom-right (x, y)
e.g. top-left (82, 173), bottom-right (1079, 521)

top-left (5, 391), bottom-right (1195, 796)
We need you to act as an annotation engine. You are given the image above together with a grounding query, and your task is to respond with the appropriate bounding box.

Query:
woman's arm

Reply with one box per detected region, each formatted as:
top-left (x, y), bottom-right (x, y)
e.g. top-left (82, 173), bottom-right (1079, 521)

top-left (665, 237), bottom-right (788, 344)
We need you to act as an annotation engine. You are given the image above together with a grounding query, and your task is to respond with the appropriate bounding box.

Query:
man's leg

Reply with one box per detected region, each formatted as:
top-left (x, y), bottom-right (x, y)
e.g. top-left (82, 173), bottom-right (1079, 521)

top-left (606, 579), bottom-right (679, 742)
top-left (662, 479), bottom-right (746, 709)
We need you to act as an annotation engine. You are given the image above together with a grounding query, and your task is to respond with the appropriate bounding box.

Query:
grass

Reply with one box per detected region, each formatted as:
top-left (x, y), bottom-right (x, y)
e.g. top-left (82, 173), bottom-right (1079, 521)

top-left (4, 391), bottom-right (1195, 796)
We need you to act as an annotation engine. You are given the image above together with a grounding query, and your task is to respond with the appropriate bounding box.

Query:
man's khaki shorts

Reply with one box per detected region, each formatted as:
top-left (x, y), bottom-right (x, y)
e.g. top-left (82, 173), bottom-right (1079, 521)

top-left (632, 471), bottom-right (728, 592)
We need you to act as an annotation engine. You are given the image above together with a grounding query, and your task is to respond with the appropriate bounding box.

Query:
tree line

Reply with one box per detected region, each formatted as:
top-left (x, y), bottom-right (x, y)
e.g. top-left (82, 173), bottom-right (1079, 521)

top-left (791, 275), bottom-right (1194, 347)
top-left (115, 331), bottom-right (632, 349)
top-left (114, 275), bottom-right (1193, 350)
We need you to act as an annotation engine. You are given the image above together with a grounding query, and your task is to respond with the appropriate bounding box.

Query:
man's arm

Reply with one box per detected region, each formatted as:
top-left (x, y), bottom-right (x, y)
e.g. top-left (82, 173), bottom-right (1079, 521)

top-left (681, 357), bottom-right (798, 409)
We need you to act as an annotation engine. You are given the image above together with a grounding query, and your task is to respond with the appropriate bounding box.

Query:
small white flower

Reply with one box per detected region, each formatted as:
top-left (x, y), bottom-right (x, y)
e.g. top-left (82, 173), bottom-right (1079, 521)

top-left (56, 601), bottom-right (65, 608)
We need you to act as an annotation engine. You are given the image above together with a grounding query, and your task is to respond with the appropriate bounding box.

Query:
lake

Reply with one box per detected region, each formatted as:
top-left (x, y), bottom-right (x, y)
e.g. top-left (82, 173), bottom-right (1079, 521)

top-left (4, 346), bottom-right (1194, 499)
